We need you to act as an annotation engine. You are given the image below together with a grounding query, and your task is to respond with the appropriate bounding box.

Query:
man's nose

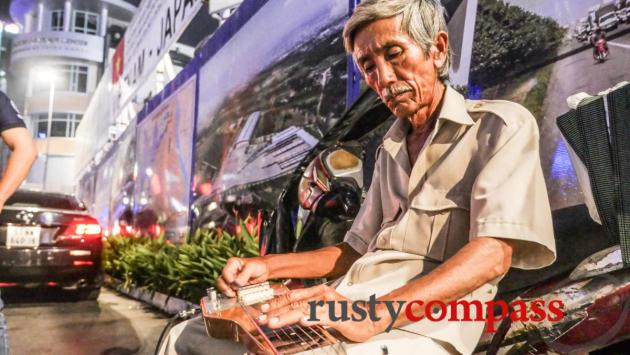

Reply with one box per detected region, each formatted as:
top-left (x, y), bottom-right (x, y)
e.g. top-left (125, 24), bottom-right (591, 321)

top-left (376, 63), bottom-right (396, 89)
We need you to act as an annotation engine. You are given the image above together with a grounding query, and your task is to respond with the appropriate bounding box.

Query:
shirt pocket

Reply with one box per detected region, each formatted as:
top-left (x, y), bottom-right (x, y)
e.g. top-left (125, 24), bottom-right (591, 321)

top-left (404, 187), bottom-right (470, 262)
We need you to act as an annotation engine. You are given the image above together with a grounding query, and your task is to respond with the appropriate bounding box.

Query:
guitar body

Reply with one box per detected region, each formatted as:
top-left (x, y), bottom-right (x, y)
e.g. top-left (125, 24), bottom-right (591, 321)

top-left (200, 283), bottom-right (346, 354)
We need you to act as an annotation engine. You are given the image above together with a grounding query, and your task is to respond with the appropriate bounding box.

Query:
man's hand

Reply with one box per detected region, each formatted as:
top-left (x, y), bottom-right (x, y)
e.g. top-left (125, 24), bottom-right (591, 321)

top-left (257, 284), bottom-right (381, 343)
top-left (217, 257), bottom-right (270, 297)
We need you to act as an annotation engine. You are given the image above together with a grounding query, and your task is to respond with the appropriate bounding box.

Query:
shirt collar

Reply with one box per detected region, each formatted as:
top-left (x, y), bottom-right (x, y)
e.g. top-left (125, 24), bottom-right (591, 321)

top-left (382, 85), bottom-right (474, 156)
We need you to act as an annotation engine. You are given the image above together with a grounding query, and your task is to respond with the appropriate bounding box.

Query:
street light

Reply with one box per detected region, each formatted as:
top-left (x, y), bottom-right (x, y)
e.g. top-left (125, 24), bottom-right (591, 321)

top-left (33, 67), bottom-right (58, 190)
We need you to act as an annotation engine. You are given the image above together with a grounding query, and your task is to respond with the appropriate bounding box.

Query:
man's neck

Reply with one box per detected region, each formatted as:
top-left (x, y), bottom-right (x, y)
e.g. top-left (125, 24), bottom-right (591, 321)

top-left (407, 82), bottom-right (446, 134)
top-left (405, 82), bottom-right (446, 167)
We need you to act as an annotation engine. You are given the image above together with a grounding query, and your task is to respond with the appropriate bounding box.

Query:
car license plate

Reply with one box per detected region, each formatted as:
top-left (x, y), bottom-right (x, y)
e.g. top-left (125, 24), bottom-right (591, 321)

top-left (6, 226), bottom-right (41, 248)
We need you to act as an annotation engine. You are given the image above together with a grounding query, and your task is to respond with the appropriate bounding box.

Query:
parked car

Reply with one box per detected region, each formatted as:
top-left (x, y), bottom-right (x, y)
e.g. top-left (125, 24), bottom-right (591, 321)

top-left (597, 4), bottom-right (620, 31)
top-left (0, 190), bottom-right (103, 300)
top-left (617, 5), bottom-right (630, 23)
top-left (575, 17), bottom-right (593, 42)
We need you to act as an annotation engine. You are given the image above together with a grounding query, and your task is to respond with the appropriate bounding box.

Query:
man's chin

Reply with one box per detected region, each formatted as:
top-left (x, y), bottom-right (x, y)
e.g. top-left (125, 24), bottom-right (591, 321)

top-left (389, 104), bottom-right (418, 119)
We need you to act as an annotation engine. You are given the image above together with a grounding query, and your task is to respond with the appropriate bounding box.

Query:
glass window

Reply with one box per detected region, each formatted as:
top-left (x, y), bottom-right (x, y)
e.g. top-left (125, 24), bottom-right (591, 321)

top-left (7, 190), bottom-right (86, 211)
top-left (51, 10), bottom-right (64, 31)
top-left (74, 12), bottom-right (85, 30)
top-left (32, 113), bottom-right (84, 138)
top-left (51, 120), bottom-right (67, 137)
top-left (37, 121), bottom-right (48, 138)
top-left (72, 10), bottom-right (99, 35)
top-left (32, 64), bottom-right (89, 94)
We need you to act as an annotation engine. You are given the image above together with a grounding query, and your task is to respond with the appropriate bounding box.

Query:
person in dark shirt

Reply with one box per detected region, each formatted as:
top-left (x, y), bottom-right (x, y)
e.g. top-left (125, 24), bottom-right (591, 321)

top-left (0, 90), bottom-right (37, 355)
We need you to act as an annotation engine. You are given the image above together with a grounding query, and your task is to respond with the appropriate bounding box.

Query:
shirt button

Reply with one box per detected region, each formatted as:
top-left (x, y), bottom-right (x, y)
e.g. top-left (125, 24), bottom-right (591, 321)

top-left (347, 282), bottom-right (353, 286)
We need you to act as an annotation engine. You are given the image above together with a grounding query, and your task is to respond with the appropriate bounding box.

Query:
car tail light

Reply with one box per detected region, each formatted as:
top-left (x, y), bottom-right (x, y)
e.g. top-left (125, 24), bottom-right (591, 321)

top-left (73, 260), bottom-right (94, 266)
top-left (58, 216), bottom-right (102, 241)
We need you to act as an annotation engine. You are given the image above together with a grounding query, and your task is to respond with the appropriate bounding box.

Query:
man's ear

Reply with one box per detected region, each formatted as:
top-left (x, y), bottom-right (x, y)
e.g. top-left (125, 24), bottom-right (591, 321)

top-left (431, 31), bottom-right (449, 71)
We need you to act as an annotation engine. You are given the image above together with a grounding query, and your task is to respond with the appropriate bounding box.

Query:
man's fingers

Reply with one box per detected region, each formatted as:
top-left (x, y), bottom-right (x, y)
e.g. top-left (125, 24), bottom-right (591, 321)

top-left (216, 276), bottom-right (236, 297)
top-left (221, 258), bottom-right (243, 285)
top-left (262, 284), bottom-right (331, 312)
top-left (267, 309), bottom-right (308, 329)
top-left (233, 261), bottom-right (260, 287)
top-left (263, 300), bottom-right (309, 321)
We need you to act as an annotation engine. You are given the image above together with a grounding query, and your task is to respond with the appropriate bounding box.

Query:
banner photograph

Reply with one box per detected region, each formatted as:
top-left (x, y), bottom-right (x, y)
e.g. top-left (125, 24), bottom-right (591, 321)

top-left (1, 1), bottom-right (630, 354)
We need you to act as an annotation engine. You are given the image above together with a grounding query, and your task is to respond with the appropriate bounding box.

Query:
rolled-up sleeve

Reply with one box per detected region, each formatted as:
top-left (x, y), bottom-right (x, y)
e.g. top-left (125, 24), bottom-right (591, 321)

top-left (0, 92), bottom-right (26, 132)
top-left (469, 112), bottom-right (556, 269)
top-left (344, 152), bottom-right (384, 255)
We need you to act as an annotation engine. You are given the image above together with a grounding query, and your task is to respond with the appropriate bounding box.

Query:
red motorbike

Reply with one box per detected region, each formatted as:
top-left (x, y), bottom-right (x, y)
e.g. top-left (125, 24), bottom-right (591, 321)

top-left (595, 38), bottom-right (609, 62)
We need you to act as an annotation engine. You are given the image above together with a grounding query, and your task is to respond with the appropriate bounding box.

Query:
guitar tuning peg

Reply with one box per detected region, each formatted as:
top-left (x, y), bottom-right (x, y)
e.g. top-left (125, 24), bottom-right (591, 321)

top-left (207, 287), bottom-right (218, 300)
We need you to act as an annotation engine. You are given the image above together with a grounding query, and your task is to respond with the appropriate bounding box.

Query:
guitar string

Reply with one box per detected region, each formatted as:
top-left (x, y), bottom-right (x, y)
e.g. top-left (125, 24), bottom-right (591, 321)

top-left (309, 324), bottom-right (334, 346)
top-left (238, 301), bottom-right (281, 355)
top-left (292, 324), bottom-right (338, 355)
top-left (261, 319), bottom-right (337, 355)
top-left (278, 325), bottom-right (310, 353)
top-left (235, 287), bottom-right (341, 354)
top-left (290, 324), bottom-right (321, 350)
top-left (313, 325), bottom-right (345, 355)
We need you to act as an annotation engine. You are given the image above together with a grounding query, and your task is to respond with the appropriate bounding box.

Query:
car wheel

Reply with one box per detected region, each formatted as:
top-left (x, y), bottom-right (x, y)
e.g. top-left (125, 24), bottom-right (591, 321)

top-left (77, 287), bottom-right (101, 301)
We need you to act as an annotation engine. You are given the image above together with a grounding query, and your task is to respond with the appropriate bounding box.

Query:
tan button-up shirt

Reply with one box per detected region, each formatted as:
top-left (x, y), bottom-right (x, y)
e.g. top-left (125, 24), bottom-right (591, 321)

top-left (335, 86), bottom-right (557, 354)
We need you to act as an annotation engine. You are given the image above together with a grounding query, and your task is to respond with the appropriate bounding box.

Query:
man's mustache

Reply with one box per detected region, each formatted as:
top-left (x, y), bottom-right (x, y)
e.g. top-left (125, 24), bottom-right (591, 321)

top-left (382, 83), bottom-right (412, 102)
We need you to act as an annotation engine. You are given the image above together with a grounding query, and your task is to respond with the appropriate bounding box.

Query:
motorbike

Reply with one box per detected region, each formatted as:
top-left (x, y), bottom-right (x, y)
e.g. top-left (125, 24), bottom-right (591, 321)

top-left (595, 38), bottom-right (609, 62)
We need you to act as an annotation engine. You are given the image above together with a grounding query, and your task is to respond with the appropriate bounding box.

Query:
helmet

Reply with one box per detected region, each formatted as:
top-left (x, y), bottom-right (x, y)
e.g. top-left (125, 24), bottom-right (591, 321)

top-left (297, 147), bottom-right (363, 220)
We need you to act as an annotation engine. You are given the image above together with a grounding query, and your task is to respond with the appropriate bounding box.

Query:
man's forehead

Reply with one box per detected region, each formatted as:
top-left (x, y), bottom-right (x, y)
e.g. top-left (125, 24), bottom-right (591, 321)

top-left (353, 18), bottom-right (412, 57)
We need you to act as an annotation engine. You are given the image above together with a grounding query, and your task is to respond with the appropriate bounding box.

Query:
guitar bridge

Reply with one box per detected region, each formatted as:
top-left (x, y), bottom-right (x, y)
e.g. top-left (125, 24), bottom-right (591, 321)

top-left (237, 282), bottom-right (275, 306)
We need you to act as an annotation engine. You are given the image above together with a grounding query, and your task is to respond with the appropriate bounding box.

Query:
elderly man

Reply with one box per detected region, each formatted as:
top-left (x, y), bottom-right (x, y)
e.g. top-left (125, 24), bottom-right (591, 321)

top-left (162, 0), bottom-right (556, 353)
top-left (217, 0), bottom-right (556, 353)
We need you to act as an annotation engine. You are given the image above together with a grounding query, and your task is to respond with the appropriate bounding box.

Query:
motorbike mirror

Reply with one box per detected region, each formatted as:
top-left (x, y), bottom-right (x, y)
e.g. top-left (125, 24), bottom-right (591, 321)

top-left (322, 148), bottom-right (363, 189)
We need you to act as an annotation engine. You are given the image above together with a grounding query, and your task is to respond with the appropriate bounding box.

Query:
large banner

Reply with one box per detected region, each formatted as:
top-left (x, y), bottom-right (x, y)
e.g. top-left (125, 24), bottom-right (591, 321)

top-left (133, 76), bottom-right (196, 242)
top-left (109, 123), bottom-right (137, 236)
top-left (467, 0), bottom-right (630, 211)
top-left (192, 0), bottom-right (350, 226)
top-left (92, 154), bottom-right (114, 233)
top-left (113, 0), bottom-right (202, 91)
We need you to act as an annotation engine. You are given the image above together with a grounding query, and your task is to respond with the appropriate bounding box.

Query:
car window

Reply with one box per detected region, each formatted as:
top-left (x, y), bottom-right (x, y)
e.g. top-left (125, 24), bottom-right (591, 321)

top-left (6, 191), bottom-right (86, 211)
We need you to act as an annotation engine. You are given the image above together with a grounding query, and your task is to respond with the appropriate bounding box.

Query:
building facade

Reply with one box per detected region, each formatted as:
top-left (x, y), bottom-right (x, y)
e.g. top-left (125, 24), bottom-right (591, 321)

top-left (8, 0), bottom-right (137, 193)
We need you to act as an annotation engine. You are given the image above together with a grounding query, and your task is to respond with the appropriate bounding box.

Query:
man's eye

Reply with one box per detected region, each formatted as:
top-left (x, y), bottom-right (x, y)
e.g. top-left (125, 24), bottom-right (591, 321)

top-left (386, 50), bottom-right (402, 60)
top-left (363, 63), bottom-right (375, 73)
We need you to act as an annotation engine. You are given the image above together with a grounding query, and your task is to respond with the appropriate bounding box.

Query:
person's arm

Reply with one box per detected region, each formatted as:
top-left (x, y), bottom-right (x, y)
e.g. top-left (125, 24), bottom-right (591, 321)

top-left (265, 242), bottom-right (361, 279)
top-left (0, 127), bottom-right (37, 208)
top-left (368, 237), bottom-right (512, 332)
top-left (217, 242), bottom-right (361, 297)
top-left (219, 146), bottom-right (387, 297)
top-left (258, 237), bottom-right (511, 342)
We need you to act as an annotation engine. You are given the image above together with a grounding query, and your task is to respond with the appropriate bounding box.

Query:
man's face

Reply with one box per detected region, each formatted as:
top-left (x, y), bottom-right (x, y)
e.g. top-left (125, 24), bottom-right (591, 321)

top-left (353, 17), bottom-right (445, 119)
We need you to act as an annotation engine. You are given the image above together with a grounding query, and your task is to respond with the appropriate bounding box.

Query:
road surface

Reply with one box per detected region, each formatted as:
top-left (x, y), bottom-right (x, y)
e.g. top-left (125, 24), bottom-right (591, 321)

top-left (2, 287), bottom-right (170, 355)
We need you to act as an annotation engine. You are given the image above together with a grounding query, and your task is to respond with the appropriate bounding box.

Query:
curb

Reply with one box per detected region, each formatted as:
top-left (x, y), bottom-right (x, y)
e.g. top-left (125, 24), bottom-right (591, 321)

top-left (104, 275), bottom-right (197, 316)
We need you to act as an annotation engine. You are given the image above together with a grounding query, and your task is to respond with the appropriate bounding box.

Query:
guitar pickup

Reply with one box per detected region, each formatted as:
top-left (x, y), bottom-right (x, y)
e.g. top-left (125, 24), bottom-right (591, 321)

top-left (237, 282), bottom-right (275, 306)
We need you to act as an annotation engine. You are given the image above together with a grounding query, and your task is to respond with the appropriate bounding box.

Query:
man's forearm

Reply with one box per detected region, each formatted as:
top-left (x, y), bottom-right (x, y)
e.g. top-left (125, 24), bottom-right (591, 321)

top-left (372, 237), bottom-right (513, 332)
top-left (260, 242), bottom-right (361, 280)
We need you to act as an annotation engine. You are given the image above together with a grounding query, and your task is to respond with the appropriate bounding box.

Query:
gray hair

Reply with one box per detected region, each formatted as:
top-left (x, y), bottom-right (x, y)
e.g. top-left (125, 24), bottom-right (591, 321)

top-left (343, 0), bottom-right (451, 81)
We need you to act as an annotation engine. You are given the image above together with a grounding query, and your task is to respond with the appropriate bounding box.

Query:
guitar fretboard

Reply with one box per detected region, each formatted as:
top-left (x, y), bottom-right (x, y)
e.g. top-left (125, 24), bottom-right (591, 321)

top-left (239, 299), bottom-right (343, 354)
top-left (261, 324), bottom-right (339, 354)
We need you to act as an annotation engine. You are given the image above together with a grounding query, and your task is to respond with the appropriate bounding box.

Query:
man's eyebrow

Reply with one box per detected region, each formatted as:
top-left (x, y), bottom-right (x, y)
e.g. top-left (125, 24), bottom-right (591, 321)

top-left (356, 41), bottom-right (401, 64)
top-left (381, 42), bottom-right (401, 50)
top-left (356, 53), bottom-right (369, 65)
